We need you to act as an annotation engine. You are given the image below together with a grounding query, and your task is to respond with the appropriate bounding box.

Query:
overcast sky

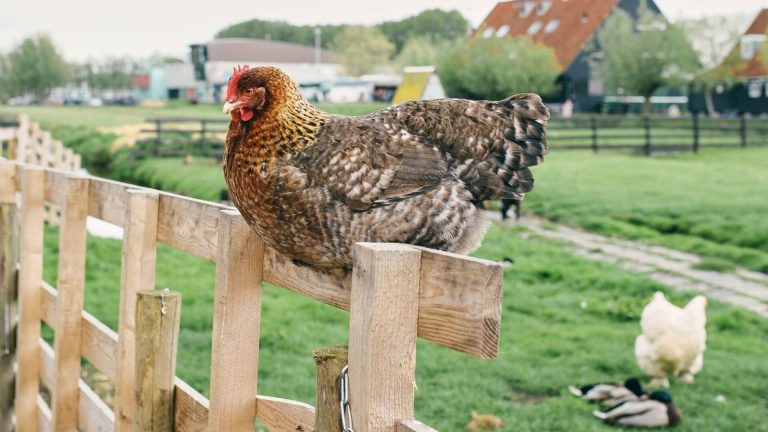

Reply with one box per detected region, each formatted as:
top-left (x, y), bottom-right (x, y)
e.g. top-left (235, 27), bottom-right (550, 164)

top-left (1, 0), bottom-right (764, 61)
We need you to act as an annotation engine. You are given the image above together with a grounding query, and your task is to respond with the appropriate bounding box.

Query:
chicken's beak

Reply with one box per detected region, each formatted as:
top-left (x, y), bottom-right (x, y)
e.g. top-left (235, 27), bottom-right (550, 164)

top-left (222, 99), bottom-right (238, 114)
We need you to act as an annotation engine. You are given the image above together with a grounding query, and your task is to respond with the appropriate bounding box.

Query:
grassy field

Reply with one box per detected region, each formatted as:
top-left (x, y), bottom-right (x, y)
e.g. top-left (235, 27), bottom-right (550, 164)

top-left (524, 148), bottom-right (768, 273)
top-left (0, 102), bottom-right (388, 129)
top-left (40, 223), bottom-right (767, 431)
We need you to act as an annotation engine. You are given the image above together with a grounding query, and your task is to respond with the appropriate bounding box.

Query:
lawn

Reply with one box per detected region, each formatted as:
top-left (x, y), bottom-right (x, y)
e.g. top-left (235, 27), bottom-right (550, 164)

top-left (40, 223), bottom-right (768, 431)
top-left (524, 148), bottom-right (768, 273)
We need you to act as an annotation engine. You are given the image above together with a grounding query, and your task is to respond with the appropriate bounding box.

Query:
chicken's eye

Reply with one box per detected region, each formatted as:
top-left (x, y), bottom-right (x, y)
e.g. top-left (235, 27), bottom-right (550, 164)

top-left (246, 88), bottom-right (255, 95)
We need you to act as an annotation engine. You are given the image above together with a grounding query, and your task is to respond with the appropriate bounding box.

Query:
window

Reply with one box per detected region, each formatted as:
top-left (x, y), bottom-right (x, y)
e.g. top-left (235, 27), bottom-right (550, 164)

top-left (527, 21), bottom-right (543, 35)
top-left (496, 24), bottom-right (510, 37)
top-left (741, 35), bottom-right (766, 60)
top-left (482, 27), bottom-right (495, 38)
top-left (537, 1), bottom-right (552, 15)
top-left (748, 80), bottom-right (763, 98)
top-left (520, 1), bottom-right (534, 17)
top-left (544, 19), bottom-right (560, 33)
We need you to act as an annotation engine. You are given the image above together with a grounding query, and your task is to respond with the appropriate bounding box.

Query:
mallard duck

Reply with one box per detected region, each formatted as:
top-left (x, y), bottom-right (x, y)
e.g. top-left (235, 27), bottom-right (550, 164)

top-left (568, 377), bottom-right (646, 406)
top-left (593, 390), bottom-right (682, 427)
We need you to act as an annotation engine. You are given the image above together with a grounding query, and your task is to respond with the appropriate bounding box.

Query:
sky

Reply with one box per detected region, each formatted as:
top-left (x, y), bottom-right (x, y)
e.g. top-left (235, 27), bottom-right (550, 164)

top-left (1, 0), bottom-right (765, 62)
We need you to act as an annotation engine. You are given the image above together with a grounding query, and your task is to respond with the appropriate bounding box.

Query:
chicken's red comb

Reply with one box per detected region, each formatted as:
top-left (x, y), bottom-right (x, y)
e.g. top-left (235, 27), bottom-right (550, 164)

top-left (226, 65), bottom-right (249, 101)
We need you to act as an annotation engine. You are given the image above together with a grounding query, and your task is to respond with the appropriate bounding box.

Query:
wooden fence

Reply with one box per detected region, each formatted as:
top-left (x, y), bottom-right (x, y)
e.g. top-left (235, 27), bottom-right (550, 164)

top-left (133, 118), bottom-right (229, 159)
top-left (0, 158), bottom-right (503, 431)
top-left (134, 114), bottom-right (768, 159)
top-left (548, 114), bottom-right (768, 154)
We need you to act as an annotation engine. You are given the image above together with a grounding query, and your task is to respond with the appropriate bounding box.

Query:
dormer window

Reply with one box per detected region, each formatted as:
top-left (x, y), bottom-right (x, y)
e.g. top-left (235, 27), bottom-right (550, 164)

top-left (496, 25), bottom-right (510, 37)
top-left (482, 27), bottom-right (495, 38)
top-left (544, 19), bottom-right (560, 33)
top-left (528, 21), bottom-right (543, 35)
top-left (538, 1), bottom-right (552, 16)
top-left (520, 1), bottom-right (534, 17)
top-left (741, 34), bottom-right (766, 60)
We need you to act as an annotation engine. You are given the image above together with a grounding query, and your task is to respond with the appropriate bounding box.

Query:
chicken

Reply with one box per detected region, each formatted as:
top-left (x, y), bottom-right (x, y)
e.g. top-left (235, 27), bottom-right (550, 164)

top-left (635, 292), bottom-right (708, 387)
top-left (222, 65), bottom-right (549, 271)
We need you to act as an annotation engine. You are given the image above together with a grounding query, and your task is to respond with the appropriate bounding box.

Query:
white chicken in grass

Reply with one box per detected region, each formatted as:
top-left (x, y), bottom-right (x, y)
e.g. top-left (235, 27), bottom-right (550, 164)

top-left (635, 292), bottom-right (708, 388)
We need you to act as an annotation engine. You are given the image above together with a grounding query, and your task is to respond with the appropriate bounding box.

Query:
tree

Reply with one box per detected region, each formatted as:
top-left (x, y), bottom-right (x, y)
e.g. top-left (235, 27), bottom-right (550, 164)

top-left (394, 36), bottom-right (446, 70)
top-left (0, 55), bottom-right (10, 103)
top-left (379, 9), bottom-right (469, 53)
top-left (330, 26), bottom-right (395, 76)
top-left (591, 4), bottom-right (699, 115)
top-left (216, 19), bottom-right (346, 49)
top-left (438, 37), bottom-right (560, 100)
top-left (680, 17), bottom-right (744, 116)
top-left (5, 34), bottom-right (71, 100)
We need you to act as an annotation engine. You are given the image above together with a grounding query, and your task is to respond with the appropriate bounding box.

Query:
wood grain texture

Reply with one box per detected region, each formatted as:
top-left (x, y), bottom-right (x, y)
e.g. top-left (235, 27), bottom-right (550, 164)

top-left (349, 243), bottom-right (421, 432)
top-left (208, 210), bottom-right (264, 431)
top-left (88, 178), bottom-right (129, 227)
top-left (397, 419), bottom-right (439, 432)
top-left (40, 338), bottom-right (115, 432)
top-left (157, 194), bottom-right (225, 261)
top-left (135, 290), bottom-right (181, 432)
top-left (51, 175), bottom-right (90, 431)
top-left (313, 345), bottom-right (348, 432)
top-left (174, 379), bottom-right (209, 432)
top-left (256, 395), bottom-right (315, 432)
top-left (40, 281), bottom-right (119, 381)
top-left (114, 190), bottom-right (159, 432)
top-left (15, 167), bottom-right (45, 432)
top-left (414, 247), bottom-right (503, 359)
top-left (0, 163), bottom-right (18, 432)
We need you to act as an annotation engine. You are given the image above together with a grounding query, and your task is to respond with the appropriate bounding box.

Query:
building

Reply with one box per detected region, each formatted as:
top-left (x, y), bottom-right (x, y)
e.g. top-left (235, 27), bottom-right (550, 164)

top-left (689, 9), bottom-right (768, 115)
top-left (476, 0), bottom-right (665, 112)
top-left (132, 63), bottom-right (197, 102)
top-left (189, 38), bottom-right (341, 103)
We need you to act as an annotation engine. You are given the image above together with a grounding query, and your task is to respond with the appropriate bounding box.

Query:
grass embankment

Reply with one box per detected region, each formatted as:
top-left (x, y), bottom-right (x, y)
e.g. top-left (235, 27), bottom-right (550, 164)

top-left (41, 224), bottom-right (768, 431)
top-left (524, 148), bottom-right (768, 273)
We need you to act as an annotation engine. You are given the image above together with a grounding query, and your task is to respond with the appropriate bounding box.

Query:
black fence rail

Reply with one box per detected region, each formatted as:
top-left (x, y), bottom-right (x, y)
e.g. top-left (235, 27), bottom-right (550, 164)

top-left (547, 114), bottom-right (768, 155)
top-left (133, 118), bottom-right (230, 158)
top-left (133, 115), bottom-right (768, 159)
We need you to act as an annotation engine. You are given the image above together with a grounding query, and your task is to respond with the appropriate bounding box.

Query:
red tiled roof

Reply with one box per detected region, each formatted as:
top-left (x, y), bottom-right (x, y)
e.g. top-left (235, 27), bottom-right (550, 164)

top-left (732, 56), bottom-right (768, 78)
top-left (475, 0), bottom-right (619, 70)
top-left (744, 8), bottom-right (768, 35)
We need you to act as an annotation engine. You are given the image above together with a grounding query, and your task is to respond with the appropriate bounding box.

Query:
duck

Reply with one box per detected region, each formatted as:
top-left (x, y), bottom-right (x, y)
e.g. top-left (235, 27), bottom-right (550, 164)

top-left (568, 377), bottom-right (646, 406)
top-left (593, 390), bottom-right (682, 427)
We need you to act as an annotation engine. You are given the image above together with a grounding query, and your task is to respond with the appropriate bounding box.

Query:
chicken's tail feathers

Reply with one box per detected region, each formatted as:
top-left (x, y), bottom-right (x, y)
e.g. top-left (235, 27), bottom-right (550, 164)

top-left (491, 93), bottom-right (549, 197)
top-left (568, 385), bottom-right (584, 397)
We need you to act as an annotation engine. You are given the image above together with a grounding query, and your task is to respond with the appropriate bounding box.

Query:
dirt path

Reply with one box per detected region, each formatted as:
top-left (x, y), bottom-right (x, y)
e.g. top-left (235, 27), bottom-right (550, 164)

top-left (490, 213), bottom-right (768, 317)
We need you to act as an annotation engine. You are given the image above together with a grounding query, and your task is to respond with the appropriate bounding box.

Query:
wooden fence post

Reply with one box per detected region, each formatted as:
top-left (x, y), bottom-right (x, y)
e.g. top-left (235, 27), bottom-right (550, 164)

top-left (51, 175), bottom-right (90, 430)
top-left (740, 115), bottom-right (748, 148)
top-left (208, 209), bottom-right (264, 431)
top-left (113, 190), bottom-right (159, 432)
top-left (590, 117), bottom-right (598, 152)
top-left (313, 345), bottom-right (348, 432)
top-left (692, 114), bottom-right (700, 153)
top-left (348, 243), bottom-right (421, 432)
top-left (154, 120), bottom-right (162, 156)
top-left (14, 167), bottom-right (45, 431)
top-left (135, 289), bottom-right (181, 432)
top-left (16, 115), bottom-right (29, 164)
top-left (643, 116), bottom-right (652, 156)
top-left (0, 164), bottom-right (18, 432)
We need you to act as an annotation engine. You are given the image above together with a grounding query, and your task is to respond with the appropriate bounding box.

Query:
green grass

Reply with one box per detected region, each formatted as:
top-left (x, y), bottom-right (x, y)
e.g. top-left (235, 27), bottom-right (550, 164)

top-left (128, 157), bottom-right (227, 202)
top-left (40, 224), bottom-right (768, 431)
top-left (0, 102), bottom-right (388, 129)
top-left (525, 148), bottom-right (768, 273)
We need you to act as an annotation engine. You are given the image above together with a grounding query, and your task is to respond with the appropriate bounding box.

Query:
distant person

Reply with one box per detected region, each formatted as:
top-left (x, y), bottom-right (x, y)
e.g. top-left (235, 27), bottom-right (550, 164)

top-left (500, 198), bottom-right (521, 221)
top-left (561, 99), bottom-right (574, 118)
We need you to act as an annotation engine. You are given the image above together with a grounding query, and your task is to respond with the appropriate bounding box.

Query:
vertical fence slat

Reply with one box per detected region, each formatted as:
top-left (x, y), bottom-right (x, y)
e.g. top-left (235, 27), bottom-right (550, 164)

top-left (113, 190), bottom-right (159, 432)
top-left (740, 115), bottom-right (748, 148)
top-left (692, 114), bottom-right (700, 153)
top-left (51, 175), bottom-right (90, 430)
top-left (135, 290), bottom-right (181, 432)
top-left (643, 116), bottom-right (652, 156)
top-left (349, 243), bottom-right (421, 432)
top-left (590, 116), bottom-right (598, 152)
top-left (14, 167), bottom-right (45, 431)
top-left (208, 209), bottom-right (264, 431)
top-left (313, 345), bottom-right (348, 432)
top-left (15, 115), bottom-right (29, 164)
top-left (0, 164), bottom-right (18, 432)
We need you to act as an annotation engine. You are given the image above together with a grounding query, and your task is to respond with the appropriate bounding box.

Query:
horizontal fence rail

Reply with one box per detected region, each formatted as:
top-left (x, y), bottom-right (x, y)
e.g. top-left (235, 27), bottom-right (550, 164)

top-left (1, 158), bottom-right (503, 431)
top-left (547, 114), bottom-right (768, 154)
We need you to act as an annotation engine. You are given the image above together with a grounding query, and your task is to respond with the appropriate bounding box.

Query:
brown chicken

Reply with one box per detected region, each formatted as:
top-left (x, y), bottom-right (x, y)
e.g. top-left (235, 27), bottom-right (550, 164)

top-left (223, 65), bottom-right (549, 271)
